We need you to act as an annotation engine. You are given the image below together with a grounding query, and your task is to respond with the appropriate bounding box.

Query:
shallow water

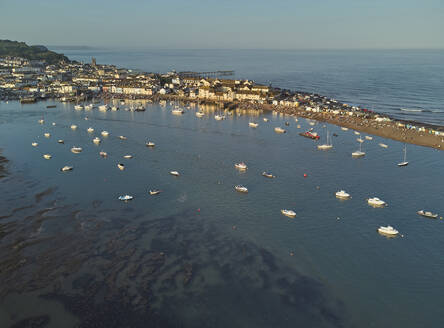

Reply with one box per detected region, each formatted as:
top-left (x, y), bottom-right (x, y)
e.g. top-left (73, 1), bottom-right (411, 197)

top-left (0, 101), bottom-right (443, 327)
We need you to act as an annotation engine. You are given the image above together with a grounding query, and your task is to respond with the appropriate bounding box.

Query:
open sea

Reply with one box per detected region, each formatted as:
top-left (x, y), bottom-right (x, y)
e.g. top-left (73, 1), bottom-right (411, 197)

top-left (1, 50), bottom-right (444, 327)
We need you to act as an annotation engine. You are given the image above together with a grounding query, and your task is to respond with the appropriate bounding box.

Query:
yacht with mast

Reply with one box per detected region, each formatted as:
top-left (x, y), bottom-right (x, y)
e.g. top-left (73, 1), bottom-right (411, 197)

top-left (398, 144), bottom-right (408, 167)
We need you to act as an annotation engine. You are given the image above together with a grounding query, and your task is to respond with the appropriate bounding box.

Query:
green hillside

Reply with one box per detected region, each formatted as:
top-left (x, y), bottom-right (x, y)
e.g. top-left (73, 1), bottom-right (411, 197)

top-left (0, 40), bottom-right (70, 64)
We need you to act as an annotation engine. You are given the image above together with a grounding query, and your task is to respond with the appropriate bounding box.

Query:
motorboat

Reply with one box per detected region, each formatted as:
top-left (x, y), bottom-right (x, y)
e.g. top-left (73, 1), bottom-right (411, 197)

top-left (262, 172), bottom-right (275, 178)
top-left (99, 151), bottom-right (108, 157)
top-left (123, 155), bottom-right (133, 159)
top-left (61, 166), bottom-right (73, 172)
top-left (84, 104), bottom-right (93, 111)
top-left (44, 133), bottom-right (51, 138)
top-left (70, 124), bottom-right (77, 130)
top-left (235, 185), bottom-right (248, 193)
top-left (38, 119), bottom-right (44, 124)
top-left (397, 144), bottom-right (408, 167)
top-left (354, 131), bottom-right (360, 135)
top-left (146, 141), bottom-right (155, 147)
top-left (71, 147), bottom-right (82, 154)
top-left (249, 122), bottom-right (259, 128)
top-left (117, 163), bottom-right (125, 170)
top-left (379, 143), bottom-right (388, 148)
top-left (93, 137), bottom-right (101, 145)
top-left (98, 104), bottom-right (109, 112)
top-left (417, 210), bottom-right (438, 219)
top-left (281, 209), bottom-right (297, 218)
top-left (235, 162), bottom-right (247, 170)
top-left (58, 139), bottom-right (64, 144)
top-left (87, 127), bottom-right (94, 133)
top-left (309, 122), bottom-right (315, 126)
top-left (274, 127), bottom-right (286, 133)
top-left (214, 114), bottom-right (226, 120)
top-left (335, 190), bottom-right (350, 199)
top-left (52, 122), bottom-right (56, 126)
top-left (263, 118), bottom-right (269, 122)
top-left (32, 142), bottom-right (38, 147)
top-left (365, 136), bottom-right (373, 140)
top-left (299, 130), bottom-right (319, 139)
top-left (172, 108), bottom-right (184, 115)
top-left (195, 111), bottom-right (204, 118)
top-left (111, 106), bottom-right (119, 111)
top-left (377, 226), bottom-right (399, 236)
top-left (43, 154), bottom-right (52, 159)
top-left (341, 127), bottom-right (348, 131)
top-left (101, 131), bottom-right (109, 137)
top-left (352, 141), bottom-right (365, 157)
top-left (356, 138), bottom-right (364, 143)
top-left (170, 170), bottom-right (180, 176)
top-left (368, 197), bottom-right (387, 207)
top-left (118, 195), bottom-right (133, 201)
top-left (74, 105), bottom-right (83, 111)
top-left (119, 136), bottom-right (127, 140)
top-left (149, 189), bottom-right (161, 195)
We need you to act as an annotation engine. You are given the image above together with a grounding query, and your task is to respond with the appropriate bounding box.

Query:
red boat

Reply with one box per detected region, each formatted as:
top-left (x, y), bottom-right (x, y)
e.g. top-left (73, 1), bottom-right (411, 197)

top-left (299, 129), bottom-right (320, 140)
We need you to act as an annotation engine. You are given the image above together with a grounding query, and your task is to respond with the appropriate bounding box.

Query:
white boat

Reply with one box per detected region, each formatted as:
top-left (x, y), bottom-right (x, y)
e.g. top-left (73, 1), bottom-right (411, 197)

top-left (98, 104), bottom-right (109, 112)
top-left (309, 122), bottom-right (315, 126)
top-left (354, 131), bottom-right (360, 135)
top-left (57, 139), bottom-right (64, 144)
top-left (84, 104), bottom-right (93, 111)
top-left (118, 195), bottom-right (133, 201)
top-left (417, 210), bottom-right (438, 219)
top-left (87, 127), bottom-right (94, 133)
top-left (214, 114), bottom-right (225, 121)
top-left (149, 189), bottom-right (161, 195)
top-left (38, 119), bottom-right (44, 124)
top-left (356, 138), bottom-right (364, 143)
top-left (317, 130), bottom-right (333, 150)
top-left (119, 136), bottom-right (127, 140)
top-left (111, 106), bottom-right (119, 111)
top-left (43, 154), bottom-right (52, 159)
top-left (70, 124), bottom-right (77, 130)
top-left (71, 147), bottom-right (82, 154)
top-left (234, 185), bottom-right (248, 193)
top-left (74, 105), bottom-right (83, 110)
top-left (365, 136), bottom-right (373, 140)
top-left (123, 155), bottom-right (133, 159)
top-left (335, 190), bottom-right (351, 199)
top-left (234, 162), bottom-right (247, 170)
top-left (249, 122), bottom-right (259, 128)
top-left (377, 226), bottom-right (399, 236)
top-left (397, 144), bottom-right (408, 167)
top-left (117, 163), bottom-right (125, 170)
top-left (101, 131), bottom-right (109, 137)
top-left (172, 108), bottom-right (184, 115)
top-left (52, 122), bottom-right (56, 126)
top-left (61, 166), bottom-right (73, 172)
top-left (262, 172), bottom-right (275, 178)
top-left (352, 141), bottom-right (365, 157)
top-left (368, 197), bottom-right (387, 207)
top-left (44, 132), bottom-right (51, 138)
top-left (32, 142), bottom-right (38, 147)
top-left (146, 141), bottom-right (155, 147)
top-left (93, 137), bottom-right (101, 145)
top-left (170, 170), bottom-right (180, 176)
top-left (263, 118), bottom-right (269, 122)
top-left (99, 151), bottom-right (108, 157)
top-left (379, 143), bottom-right (388, 148)
top-left (274, 127), bottom-right (286, 133)
top-left (296, 124), bottom-right (301, 128)
top-left (195, 111), bottom-right (204, 118)
top-left (341, 127), bottom-right (348, 131)
top-left (281, 209), bottom-right (297, 218)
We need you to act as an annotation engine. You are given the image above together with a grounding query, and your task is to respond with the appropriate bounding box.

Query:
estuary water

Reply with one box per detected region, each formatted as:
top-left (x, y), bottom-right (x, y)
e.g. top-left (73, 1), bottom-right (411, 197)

top-left (0, 100), bottom-right (443, 327)
top-left (52, 48), bottom-right (444, 126)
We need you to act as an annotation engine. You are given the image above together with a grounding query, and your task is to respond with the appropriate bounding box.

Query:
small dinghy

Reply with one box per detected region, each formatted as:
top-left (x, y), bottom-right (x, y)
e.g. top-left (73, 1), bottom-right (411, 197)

top-left (249, 122), bottom-right (259, 128)
top-left (149, 189), bottom-right (161, 195)
top-left (43, 154), bottom-right (52, 159)
top-left (71, 147), bottom-right (82, 154)
top-left (195, 112), bottom-right (204, 118)
top-left (58, 139), bottom-right (64, 144)
top-left (170, 171), bottom-right (180, 176)
top-left (118, 195), bottom-right (133, 201)
top-left (70, 125), bottom-right (78, 130)
top-left (417, 210), bottom-right (438, 219)
top-left (263, 118), bottom-right (269, 122)
top-left (93, 137), bottom-right (101, 145)
top-left (117, 163), bottom-right (125, 170)
top-left (365, 136), bottom-right (373, 140)
top-left (119, 136), bottom-right (127, 140)
top-left (87, 127), bottom-right (94, 133)
top-left (146, 141), bottom-right (155, 147)
top-left (32, 142), bottom-right (38, 147)
top-left (44, 133), bottom-right (51, 138)
top-left (101, 131), bottom-right (109, 137)
top-left (123, 155), bottom-right (133, 159)
top-left (99, 151), bottom-right (108, 157)
top-left (281, 209), bottom-right (296, 218)
top-left (235, 185), bottom-right (248, 193)
top-left (262, 172), bottom-right (275, 178)
top-left (61, 166), bottom-right (73, 172)
top-left (52, 122), bottom-right (56, 126)
top-left (379, 143), bottom-right (388, 148)
top-left (274, 127), bottom-right (286, 133)
top-left (38, 119), bottom-right (45, 124)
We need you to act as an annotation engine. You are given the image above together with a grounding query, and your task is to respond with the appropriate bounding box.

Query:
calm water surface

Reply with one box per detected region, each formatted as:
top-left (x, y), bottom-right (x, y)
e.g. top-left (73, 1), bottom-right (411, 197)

top-left (0, 100), bottom-right (443, 327)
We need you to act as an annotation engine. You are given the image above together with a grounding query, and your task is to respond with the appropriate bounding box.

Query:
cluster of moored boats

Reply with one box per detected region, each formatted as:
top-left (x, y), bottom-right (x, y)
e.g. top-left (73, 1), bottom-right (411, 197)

top-left (34, 104), bottom-right (440, 237)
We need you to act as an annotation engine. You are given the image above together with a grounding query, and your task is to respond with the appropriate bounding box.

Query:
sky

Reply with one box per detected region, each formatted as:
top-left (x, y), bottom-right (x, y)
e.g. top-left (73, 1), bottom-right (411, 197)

top-left (1, 0), bottom-right (443, 49)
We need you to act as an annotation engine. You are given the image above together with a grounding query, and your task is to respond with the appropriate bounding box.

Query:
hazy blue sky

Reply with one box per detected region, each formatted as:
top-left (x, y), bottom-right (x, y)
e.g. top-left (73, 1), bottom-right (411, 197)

top-left (1, 0), bottom-right (443, 49)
